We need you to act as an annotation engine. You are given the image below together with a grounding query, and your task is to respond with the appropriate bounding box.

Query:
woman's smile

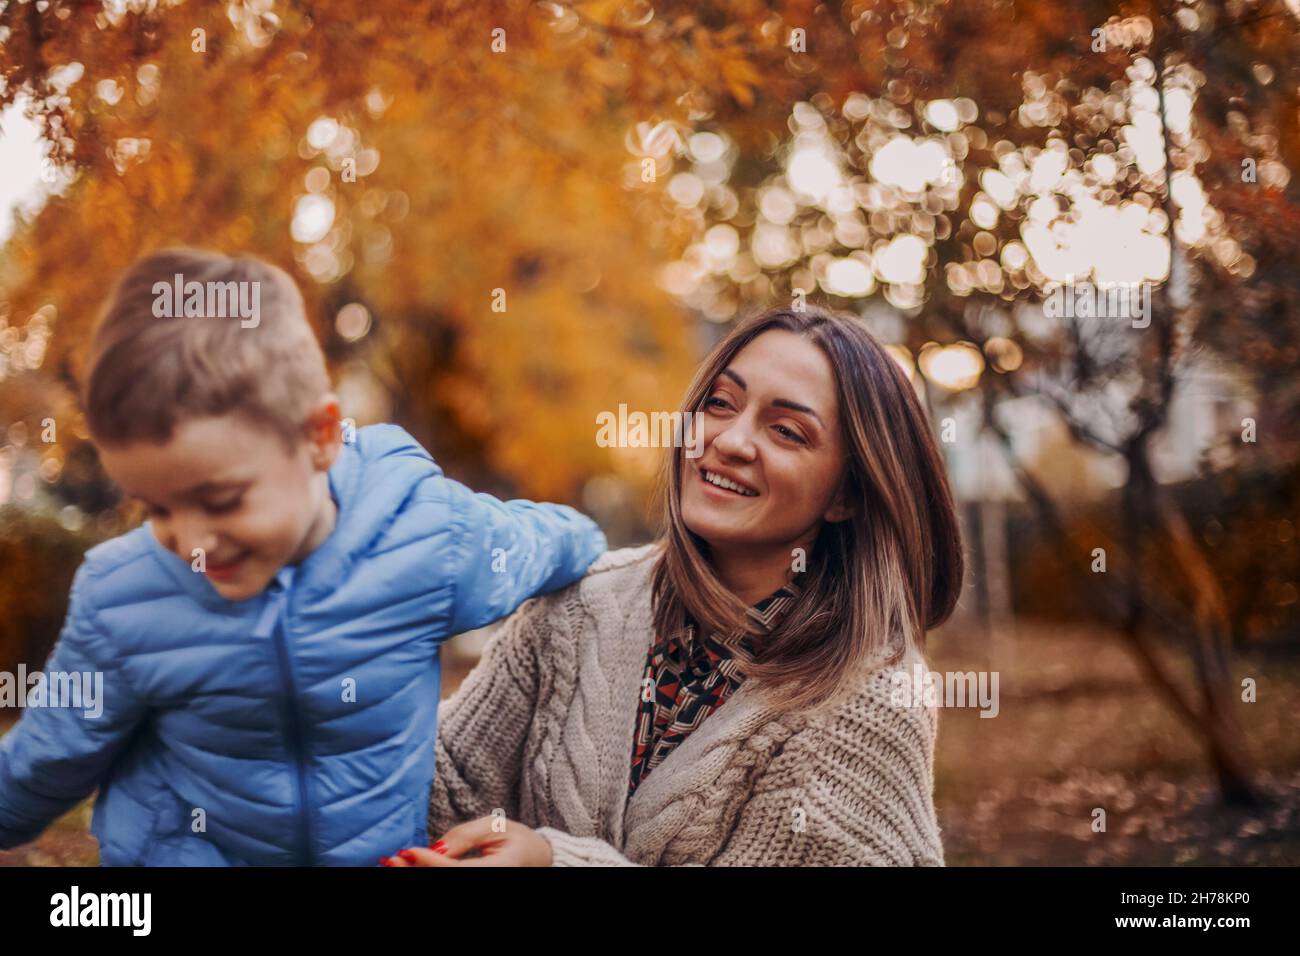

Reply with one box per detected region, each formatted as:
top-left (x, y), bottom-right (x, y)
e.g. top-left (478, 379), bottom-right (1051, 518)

top-left (695, 462), bottom-right (760, 498)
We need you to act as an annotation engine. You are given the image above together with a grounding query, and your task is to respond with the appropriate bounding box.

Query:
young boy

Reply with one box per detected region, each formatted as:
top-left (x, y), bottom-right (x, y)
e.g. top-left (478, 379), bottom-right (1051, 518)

top-left (0, 248), bottom-right (606, 865)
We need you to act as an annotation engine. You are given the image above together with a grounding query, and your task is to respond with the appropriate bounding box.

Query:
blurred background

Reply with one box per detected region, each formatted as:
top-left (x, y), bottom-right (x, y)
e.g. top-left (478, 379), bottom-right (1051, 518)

top-left (1, 0), bottom-right (1297, 865)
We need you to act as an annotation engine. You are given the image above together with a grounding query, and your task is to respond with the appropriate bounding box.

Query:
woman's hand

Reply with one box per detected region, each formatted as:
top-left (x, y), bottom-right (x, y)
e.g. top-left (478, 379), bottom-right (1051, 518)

top-left (381, 815), bottom-right (554, 867)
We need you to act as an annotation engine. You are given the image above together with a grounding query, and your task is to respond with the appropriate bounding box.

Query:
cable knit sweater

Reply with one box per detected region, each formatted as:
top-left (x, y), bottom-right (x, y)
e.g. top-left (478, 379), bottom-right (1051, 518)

top-left (428, 544), bottom-right (945, 866)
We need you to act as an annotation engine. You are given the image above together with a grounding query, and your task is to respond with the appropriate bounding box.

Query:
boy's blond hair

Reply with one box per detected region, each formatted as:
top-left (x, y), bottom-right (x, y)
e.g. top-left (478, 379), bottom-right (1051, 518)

top-left (83, 248), bottom-right (330, 448)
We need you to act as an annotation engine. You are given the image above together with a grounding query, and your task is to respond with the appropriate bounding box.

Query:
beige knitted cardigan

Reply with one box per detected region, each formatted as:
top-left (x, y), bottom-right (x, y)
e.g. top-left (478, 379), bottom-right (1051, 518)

top-left (428, 544), bottom-right (945, 866)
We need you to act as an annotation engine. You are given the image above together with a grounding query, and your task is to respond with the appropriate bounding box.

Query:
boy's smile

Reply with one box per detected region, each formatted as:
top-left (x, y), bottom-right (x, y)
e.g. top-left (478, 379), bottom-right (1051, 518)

top-left (97, 411), bottom-right (340, 601)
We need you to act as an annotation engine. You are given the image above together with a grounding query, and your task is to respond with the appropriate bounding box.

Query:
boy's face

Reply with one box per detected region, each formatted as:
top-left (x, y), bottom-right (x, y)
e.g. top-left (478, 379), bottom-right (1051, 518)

top-left (97, 408), bottom-right (341, 602)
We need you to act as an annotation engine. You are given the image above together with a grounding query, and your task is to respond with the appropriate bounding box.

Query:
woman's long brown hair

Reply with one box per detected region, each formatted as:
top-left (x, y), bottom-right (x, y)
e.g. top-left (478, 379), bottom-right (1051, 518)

top-left (650, 305), bottom-right (964, 714)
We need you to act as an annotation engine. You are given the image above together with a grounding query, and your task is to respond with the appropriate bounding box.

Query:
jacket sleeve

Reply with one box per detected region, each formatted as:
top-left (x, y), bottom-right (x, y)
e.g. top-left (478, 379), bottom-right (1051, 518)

top-left (0, 565), bottom-right (148, 849)
top-left (429, 592), bottom-right (552, 837)
top-left (444, 479), bottom-right (606, 635)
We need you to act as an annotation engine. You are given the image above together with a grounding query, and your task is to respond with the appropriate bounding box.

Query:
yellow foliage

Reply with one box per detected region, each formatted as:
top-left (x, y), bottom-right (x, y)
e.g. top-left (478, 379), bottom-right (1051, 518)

top-left (0, 0), bottom-right (740, 502)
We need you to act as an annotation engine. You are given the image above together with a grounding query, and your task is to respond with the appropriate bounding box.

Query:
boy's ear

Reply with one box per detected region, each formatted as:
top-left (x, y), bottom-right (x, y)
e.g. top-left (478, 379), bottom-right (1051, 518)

top-left (304, 393), bottom-right (343, 471)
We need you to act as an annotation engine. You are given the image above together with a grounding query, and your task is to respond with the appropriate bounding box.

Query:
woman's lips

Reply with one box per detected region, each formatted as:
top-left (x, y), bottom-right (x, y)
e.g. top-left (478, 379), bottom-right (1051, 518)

top-left (696, 465), bottom-right (759, 499)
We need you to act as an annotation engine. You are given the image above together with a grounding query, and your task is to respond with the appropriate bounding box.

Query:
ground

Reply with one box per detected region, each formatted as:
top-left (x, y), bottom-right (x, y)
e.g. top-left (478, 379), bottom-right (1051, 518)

top-left (931, 621), bottom-right (1300, 865)
top-left (1, 620), bottom-right (1296, 866)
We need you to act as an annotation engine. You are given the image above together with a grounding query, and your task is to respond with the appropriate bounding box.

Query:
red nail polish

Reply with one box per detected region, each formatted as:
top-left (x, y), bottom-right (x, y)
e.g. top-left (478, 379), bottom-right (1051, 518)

top-left (379, 857), bottom-right (392, 866)
top-left (398, 849), bottom-right (417, 861)
top-left (434, 846), bottom-right (447, 855)
top-left (429, 840), bottom-right (446, 851)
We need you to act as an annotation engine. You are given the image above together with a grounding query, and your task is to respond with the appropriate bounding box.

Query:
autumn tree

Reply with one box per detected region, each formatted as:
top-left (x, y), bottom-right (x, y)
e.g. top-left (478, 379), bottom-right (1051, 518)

top-left (2, 0), bottom-right (1298, 803)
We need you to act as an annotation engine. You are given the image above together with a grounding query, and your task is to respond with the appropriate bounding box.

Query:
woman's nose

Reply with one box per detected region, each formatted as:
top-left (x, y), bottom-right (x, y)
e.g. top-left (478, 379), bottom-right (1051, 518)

top-left (711, 415), bottom-right (758, 460)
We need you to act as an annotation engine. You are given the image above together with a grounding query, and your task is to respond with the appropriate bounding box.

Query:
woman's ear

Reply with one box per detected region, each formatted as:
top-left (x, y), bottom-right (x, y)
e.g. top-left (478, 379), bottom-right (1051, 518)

top-left (304, 393), bottom-right (343, 471)
top-left (823, 478), bottom-right (857, 523)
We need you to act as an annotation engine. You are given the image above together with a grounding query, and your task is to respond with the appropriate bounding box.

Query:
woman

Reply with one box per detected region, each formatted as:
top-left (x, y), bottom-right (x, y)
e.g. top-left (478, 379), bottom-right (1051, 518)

top-left (387, 304), bottom-right (964, 866)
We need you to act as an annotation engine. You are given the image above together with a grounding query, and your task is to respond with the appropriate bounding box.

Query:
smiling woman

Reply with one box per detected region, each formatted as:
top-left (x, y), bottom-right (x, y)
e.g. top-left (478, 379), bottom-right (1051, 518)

top-left (657, 306), bottom-right (965, 712)
top-left (392, 304), bottom-right (966, 868)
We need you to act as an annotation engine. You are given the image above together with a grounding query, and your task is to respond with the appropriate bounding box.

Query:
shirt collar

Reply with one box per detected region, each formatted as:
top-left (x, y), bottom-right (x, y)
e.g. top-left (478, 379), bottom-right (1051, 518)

top-left (711, 574), bottom-right (804, 647)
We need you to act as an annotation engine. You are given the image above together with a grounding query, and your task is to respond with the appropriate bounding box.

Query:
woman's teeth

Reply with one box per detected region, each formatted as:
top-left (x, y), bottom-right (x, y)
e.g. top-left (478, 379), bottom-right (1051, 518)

top-left (702, 469), bottom-right (758, 496)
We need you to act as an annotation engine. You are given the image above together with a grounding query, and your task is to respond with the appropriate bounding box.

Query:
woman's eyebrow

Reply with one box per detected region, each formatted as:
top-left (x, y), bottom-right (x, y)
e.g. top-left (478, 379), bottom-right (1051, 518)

top-left (772, 398), bottom-right (824, 428)
top-left (720, 368), bottom-right (746, 389)
top-left (721, 367), bottom-right (824, 427)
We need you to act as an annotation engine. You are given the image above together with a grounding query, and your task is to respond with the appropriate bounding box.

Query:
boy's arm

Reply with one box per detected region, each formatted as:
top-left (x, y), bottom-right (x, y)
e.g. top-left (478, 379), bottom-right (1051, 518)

top-left (443, 479), bottom-right (606, 635)
top-left (0, 566), bottom-right (147, 849)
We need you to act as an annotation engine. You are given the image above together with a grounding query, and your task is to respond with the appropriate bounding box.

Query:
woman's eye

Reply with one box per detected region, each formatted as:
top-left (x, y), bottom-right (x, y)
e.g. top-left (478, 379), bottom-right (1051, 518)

top-left (704, 396), bottom-right (732, 411)
top-left (204, 498), bottom-right (242, 515)
top-left (774, 424), bottom-right (808, 445)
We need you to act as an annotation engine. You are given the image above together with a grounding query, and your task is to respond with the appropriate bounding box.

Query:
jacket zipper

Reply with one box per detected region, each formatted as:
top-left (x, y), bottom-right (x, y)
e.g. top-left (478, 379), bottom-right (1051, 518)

top-left (257, 577), bottom-right (313, 865)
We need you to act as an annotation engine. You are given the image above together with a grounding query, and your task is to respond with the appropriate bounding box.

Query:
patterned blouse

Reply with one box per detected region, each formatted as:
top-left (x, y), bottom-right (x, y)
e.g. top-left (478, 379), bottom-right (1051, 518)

top-left (629, 577), bottom-right (803, 795)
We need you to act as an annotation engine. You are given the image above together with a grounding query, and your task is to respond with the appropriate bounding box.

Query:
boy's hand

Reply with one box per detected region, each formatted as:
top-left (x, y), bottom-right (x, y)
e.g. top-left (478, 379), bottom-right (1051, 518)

top-left (379, 815), bottom-right (553, 867)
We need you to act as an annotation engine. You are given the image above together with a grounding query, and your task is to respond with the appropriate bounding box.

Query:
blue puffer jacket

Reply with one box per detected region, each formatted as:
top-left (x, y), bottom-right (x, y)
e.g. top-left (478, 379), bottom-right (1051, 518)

top-left (0, 424), bottom-right (606, 865)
